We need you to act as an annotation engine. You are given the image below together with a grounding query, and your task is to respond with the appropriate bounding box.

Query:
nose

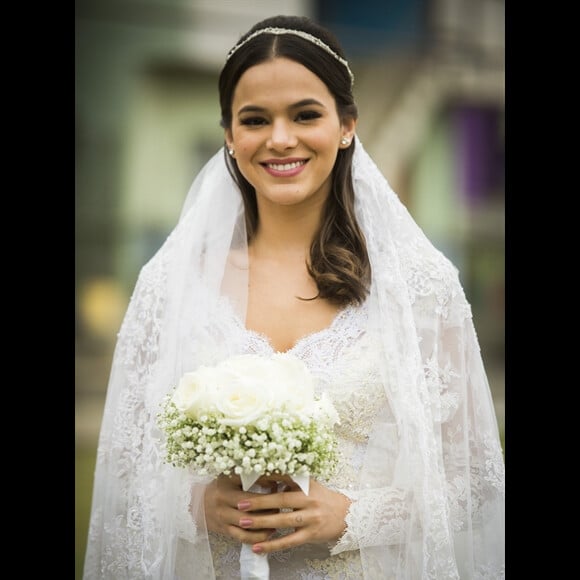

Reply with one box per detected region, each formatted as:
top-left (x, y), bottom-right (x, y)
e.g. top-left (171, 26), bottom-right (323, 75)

top-left (267, 119), bottom-right (297, 151)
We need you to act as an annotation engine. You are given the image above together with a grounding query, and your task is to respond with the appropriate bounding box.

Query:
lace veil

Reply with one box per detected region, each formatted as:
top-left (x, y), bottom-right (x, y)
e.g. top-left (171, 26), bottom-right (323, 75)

top-left (83, 136), bottom-right (505, 579)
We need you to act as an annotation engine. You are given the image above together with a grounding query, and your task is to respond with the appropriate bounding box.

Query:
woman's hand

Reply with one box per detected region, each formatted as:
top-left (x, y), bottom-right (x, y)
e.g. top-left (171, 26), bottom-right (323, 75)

top-left (203, 474), bottom-right (277, 544)
top-left (236, 475), bottom-right (351, 554)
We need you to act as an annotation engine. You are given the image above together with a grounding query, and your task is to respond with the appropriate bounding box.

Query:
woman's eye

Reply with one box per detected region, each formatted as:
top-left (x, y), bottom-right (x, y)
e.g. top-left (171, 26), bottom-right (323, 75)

top-left (240, 117), bottom-right (267, 126)
top-left (296, 111), bottom-right (321, 122)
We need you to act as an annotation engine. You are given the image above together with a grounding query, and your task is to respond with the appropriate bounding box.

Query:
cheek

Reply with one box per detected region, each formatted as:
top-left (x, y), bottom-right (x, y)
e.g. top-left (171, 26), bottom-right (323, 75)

top-left (233, 147), bottom-right (259, 178)
top-left (232, 143), bottom-right (254, 170)
top-left (233, 132), bottom-right (259, 153)
top-left (307, 129), bottom-right (341, 155)
top-left (231, 145), bottom-right (258, 185)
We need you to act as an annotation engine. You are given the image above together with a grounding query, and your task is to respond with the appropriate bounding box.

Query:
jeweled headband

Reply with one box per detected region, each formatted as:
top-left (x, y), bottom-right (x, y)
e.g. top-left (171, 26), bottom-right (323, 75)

top-left (225, 27), bottom-right (355, 87)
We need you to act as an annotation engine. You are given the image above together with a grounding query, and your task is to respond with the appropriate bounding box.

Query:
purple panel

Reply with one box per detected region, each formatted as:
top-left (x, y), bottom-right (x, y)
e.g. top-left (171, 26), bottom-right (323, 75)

top-left (452, 105), bottom-right (502, 206)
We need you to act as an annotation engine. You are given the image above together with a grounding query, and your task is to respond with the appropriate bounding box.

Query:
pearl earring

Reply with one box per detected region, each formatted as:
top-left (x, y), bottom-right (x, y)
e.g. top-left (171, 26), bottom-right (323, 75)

top-left (228, 148), bottom-right (235, 156)
top-left (340, 137), bottom-right (351, 146)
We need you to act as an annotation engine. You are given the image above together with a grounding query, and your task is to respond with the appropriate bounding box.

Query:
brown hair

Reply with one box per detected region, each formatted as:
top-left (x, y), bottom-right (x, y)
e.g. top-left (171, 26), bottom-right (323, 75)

top-left (219, 15), bottom-right (371, 306)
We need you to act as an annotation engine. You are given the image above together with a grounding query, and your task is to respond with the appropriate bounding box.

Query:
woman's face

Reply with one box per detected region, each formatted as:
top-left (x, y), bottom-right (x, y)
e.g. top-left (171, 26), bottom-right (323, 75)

top-left (225, 57), bottom-right (355, 209)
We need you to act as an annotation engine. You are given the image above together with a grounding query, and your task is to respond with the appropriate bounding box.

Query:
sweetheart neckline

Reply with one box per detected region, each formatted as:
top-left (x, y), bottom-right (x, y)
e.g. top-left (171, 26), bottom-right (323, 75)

top-left (222, 297), bottom-right (357, 354)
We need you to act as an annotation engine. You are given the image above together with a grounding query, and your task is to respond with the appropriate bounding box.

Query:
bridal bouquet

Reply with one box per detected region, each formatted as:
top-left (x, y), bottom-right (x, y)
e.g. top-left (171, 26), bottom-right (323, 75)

top-left (157, 352), bottom-right (340, 579)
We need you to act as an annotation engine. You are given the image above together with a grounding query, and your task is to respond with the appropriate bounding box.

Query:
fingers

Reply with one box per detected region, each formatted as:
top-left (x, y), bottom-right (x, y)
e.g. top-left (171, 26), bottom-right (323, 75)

top-left (255, 474), bottom-right (301, 492)
top-left (207, 476), bottom-right (347, 551)
top-left (237, 506), bottom-right (305, 532)
top-left (227, 524), bottom-right (275, 545)
top-left (241, 507), bottom-right (309, 554)
top-left (248, 508), bottom-right (332, 554)
top-left (206, 475), bottom-right (281, 541)
top-left (205, 476), bottom-right (248, 535)
top-left (251, 528), bottom-right (309, 555)
top-left (237, 489), bottom-right (307, 512)
top-left (237, 482), bottom-right (350, 552)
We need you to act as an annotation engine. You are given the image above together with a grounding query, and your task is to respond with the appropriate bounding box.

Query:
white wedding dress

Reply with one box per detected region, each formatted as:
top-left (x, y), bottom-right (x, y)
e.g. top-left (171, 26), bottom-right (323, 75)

top-left (83, 139), bottom-right (505, 579)
top-left (208, 299), bottom-right (399, 578)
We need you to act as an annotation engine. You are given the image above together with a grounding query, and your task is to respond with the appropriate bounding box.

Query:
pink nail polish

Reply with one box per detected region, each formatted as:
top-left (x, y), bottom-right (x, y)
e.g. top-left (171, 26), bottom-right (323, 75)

top-left (252, 545), bottom-right (263, 554)
top-left (239, 518), bottom-right (253, 528)
top-left (237, 500), bottom-right (251, 510)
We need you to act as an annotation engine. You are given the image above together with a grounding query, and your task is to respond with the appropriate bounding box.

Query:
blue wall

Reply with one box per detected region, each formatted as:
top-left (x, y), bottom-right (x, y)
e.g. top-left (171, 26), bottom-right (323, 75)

top-left (317, 0), bottom-right (428, 56)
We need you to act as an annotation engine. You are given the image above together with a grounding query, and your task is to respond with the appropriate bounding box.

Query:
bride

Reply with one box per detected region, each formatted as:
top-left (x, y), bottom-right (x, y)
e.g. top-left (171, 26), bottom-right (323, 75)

top-left (83, 14), bottom-right (505, 579)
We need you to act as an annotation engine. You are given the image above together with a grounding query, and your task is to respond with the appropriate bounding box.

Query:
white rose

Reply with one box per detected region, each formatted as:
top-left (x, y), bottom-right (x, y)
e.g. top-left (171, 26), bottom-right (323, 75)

top-left (174, 354), bottom-right (320, 426)
top-left (213, 357), bottom-right (276, 426)
top-left (171, 366), bottom-right (216, 418)
top-left (310, 392), bottom-right (340, 427)
top-left (270, 353), bottom-right (316, 411)
top-left (220, 354), bottom-right (278, 386)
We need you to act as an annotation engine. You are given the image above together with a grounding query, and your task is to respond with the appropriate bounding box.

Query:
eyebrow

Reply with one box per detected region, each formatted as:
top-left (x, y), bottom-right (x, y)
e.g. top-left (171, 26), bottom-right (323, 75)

top-left (237, 98), bottom-right (326, 116)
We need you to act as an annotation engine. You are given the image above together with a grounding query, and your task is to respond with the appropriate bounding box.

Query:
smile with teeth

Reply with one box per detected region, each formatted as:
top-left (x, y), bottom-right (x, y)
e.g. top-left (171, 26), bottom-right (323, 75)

top-left (264, 160), bottom-right (307, 171)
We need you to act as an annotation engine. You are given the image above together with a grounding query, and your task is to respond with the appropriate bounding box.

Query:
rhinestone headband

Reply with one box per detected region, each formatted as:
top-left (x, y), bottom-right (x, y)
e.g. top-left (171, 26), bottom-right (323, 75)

top-left (226, 27), bottom-right (355, 87)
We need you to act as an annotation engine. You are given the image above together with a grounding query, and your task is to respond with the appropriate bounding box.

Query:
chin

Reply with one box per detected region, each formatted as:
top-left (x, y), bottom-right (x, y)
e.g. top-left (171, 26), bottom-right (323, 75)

top-left (260, 184), bottom-right (328, 208)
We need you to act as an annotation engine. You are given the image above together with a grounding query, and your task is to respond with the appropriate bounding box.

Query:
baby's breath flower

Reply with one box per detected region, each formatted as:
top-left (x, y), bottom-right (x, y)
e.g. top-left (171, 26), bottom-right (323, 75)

top-left (157, 355), bottom-right (339, 481)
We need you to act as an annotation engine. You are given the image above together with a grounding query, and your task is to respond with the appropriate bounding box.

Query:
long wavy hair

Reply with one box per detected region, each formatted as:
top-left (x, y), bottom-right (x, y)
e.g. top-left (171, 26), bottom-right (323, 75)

top-left (219, 15), bottom-right (371, 306)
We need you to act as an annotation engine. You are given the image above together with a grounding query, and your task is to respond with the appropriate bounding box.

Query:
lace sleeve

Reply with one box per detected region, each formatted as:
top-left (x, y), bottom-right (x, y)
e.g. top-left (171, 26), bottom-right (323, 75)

top-left (329, 486), bottom-right (410, 555)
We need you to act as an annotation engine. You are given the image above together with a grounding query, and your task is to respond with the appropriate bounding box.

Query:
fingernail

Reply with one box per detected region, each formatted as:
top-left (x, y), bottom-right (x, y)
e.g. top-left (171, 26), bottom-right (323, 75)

top-left (239, 518), bottom-right (253, 528)
top-left (237, 500), bottom-right (251, 510)
top-left (252, 545), bottom-right (263, 554)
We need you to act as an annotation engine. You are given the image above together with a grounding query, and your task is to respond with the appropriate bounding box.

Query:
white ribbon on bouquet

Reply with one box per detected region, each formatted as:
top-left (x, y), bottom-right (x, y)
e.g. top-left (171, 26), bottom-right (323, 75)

top-left (239, 473), bottom-right (310, 580)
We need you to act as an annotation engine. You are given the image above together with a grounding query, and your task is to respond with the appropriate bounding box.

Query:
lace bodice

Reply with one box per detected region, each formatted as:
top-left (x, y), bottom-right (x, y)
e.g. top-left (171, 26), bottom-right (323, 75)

top-left (208, 300), bottom-right (391, 579)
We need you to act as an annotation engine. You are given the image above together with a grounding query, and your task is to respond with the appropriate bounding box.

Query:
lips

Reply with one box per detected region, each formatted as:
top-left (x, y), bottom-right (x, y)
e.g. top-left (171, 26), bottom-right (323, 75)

top-left (260, 158), bottom-right (308, 176)
top-left (263, 160), bottom-right (306, 171)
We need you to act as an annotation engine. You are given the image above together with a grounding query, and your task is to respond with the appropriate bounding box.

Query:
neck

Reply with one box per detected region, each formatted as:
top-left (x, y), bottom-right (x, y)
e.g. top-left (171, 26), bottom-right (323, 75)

top-left (250, 202), bottom-right (323, 259)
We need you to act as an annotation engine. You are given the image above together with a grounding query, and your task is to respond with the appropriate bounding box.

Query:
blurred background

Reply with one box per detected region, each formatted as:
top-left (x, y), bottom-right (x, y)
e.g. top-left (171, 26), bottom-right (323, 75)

top-left (75, 0), bottom-right (504, 577)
